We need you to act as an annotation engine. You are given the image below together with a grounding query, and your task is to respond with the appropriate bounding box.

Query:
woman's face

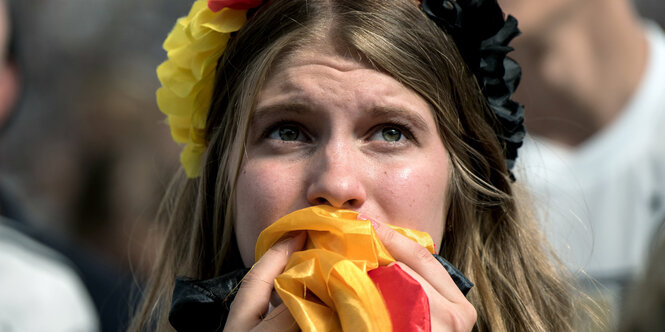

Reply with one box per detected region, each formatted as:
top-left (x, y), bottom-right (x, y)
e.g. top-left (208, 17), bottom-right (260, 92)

top-left (234, 45), bottom-right (451, 267)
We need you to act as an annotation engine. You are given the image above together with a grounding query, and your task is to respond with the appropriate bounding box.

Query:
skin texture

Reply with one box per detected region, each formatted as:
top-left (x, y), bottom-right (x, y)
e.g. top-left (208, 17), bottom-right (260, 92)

top-left (226, 45), bottom-right (476, 331)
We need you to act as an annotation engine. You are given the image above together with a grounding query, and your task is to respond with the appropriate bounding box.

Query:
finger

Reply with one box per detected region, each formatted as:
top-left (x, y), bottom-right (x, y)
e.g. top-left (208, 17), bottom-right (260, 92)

top-left (225, 231), bottom-right (306, 330)
top-left (393, 262), bottom-right (477, 331)
top-left (255, 303), bottom-right (300, 332)
top-left (267, 289), bottom-right (283, 315)
top-left (370, 219), bottom-right (466, 303)
top-left (269, 289), bottom-right (283, 311)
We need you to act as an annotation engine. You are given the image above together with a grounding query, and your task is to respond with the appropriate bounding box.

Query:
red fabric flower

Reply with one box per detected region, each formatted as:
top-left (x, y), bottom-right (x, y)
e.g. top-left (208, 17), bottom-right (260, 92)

top-left (208, 0), bottom-right (263, 12)
top-left (368, 264), bottom-right (431, 332)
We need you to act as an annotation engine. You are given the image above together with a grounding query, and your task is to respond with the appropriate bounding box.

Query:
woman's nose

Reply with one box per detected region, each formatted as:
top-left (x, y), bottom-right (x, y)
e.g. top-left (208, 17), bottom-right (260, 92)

top-left (306, 142), bottom-right (367, 209)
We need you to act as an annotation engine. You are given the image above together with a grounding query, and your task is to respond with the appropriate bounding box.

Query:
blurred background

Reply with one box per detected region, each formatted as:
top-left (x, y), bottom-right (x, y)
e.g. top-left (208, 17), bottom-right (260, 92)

top-left (0, 0), bottom-right (193, 278)
top-left (0, 0), bottom-right (663, 331)
top-left (0, 1), bottom-right (192, 330)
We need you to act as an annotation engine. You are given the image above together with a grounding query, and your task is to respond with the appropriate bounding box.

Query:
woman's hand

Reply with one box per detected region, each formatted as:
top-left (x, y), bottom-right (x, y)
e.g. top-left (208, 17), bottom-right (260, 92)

top-left (370, 219), bottom-right (477, 331)
top-left (224, 232), bottom-right (306, 332)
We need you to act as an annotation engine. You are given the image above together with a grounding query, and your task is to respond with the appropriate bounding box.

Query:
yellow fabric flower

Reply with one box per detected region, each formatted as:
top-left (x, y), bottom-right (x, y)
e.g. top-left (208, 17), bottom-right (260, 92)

top-left (156, 0), bottom-right (248, 177)
top-left (255, 206), bottom-right (436, 332)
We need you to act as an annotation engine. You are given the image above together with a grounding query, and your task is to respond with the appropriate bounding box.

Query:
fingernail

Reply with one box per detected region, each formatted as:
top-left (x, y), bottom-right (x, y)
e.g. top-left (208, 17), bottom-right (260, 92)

top-left (277, 231), bottom-right (300, 243)
top-left (358, 214), bottom-right (379, 229)
top-left (275, 232), bottom-right (305, 257)
top-left (357, 214), bottom-right (369, 221)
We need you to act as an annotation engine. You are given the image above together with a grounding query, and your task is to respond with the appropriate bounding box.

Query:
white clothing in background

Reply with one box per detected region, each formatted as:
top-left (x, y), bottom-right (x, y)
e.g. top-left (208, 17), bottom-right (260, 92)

top-left (515, 22), bottom-right (665, 281)
top-left (0, 219), bottom-right (100, 332)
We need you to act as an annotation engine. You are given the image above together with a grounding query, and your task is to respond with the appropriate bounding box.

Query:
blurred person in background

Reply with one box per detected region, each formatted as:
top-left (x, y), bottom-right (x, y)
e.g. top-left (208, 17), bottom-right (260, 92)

top-left (635, 0), bottom-right (665, 28)
top-left (0, 0), bottom-right (100, 330)
top-left (498, 0), bottom-right (665, 319)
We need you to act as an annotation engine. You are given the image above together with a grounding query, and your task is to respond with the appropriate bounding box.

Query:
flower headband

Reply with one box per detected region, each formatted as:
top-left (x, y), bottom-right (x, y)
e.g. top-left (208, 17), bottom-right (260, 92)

top-left (156, 0), bottom-right (525, 178)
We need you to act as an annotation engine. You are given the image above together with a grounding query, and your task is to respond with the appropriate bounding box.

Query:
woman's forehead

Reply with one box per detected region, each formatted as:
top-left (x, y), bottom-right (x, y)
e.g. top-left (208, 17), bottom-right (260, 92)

top-left (259, 48), bottom-right (429, 110)
top-left (274, 40), bottom-right (372, 74)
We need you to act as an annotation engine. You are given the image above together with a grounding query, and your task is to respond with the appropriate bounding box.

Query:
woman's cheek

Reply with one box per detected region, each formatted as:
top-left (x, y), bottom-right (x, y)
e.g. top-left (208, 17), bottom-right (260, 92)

top-left (377, 164), bottom-right (448, 244)
top-left (235, 161), bottom-right (304, 266)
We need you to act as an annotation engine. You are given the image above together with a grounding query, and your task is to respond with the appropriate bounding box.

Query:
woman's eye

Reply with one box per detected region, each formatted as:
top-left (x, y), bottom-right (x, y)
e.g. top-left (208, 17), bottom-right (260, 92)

top-left (268, 124), bottom-right (303, 141)
top-left (382, 127), bottom-right (402, 142)
top-left (371, 126), bottom-right (404, 142)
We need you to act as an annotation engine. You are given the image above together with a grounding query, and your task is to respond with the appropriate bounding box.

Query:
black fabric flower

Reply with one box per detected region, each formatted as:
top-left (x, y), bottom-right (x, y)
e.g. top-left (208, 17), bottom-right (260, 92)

top-left (421, 0), bottom-right (525, 175)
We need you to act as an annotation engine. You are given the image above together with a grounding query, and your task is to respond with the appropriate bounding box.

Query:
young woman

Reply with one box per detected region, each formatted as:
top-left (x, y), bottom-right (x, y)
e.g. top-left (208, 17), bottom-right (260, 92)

top-left (131, 0), bottom-right (581, 330)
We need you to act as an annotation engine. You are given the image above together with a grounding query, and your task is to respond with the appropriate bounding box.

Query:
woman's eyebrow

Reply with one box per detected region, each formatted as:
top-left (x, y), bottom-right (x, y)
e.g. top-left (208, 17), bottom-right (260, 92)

top-left (369, 107), bottom-right (429, 132)
top-left (251, 103), bottom-right (312, 123)
top-left (251, 103), bottom-right (430, 132)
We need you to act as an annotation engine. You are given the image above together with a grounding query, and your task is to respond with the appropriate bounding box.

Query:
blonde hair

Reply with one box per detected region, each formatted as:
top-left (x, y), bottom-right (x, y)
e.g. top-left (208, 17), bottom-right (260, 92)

top-left (131, 0), bottom-right (585, 330)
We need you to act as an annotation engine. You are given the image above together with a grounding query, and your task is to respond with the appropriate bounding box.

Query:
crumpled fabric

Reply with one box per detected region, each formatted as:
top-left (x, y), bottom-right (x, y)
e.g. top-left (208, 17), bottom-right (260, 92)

top-left (254, 206), bottom-right (436, 332)
top-left (168, 255), bottom-right (474, 332)
top-left (208, 0), bottom-right (262, 11)
top-left (168, 206), bottom-right (474, 331)
top-left (368, 264), bottom-right (431, 332)
top-left (156, 0), bottom-right (253, 177)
